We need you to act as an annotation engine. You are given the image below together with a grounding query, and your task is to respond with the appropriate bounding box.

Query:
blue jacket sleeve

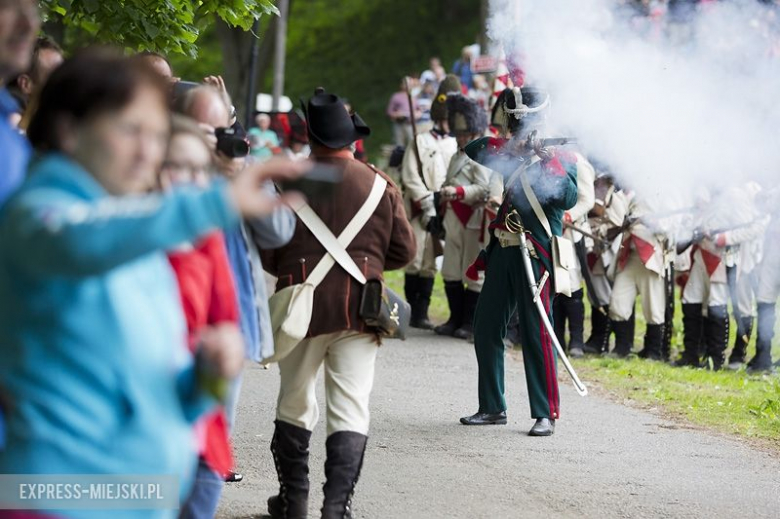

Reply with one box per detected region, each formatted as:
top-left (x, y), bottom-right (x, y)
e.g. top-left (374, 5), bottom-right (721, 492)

top-left (1, 182), bottom-right (239, 277)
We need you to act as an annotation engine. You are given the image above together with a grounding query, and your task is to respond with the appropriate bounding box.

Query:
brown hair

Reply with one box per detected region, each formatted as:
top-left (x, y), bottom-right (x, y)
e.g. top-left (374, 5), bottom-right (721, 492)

top-left (27, 48), bottom-right (169, 152)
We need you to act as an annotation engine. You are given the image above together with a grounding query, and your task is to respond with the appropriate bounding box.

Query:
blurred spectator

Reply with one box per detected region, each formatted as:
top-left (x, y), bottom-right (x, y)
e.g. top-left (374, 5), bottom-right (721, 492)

top-left (0, 0), bottom-right (38, 205)
top-left (160, 115), bottom-right (241, 519)
top-left (452, 46), bottom-right (475, 89)
top-left (386, 78), bottom-right (421, 146)
top-left (7, 36), bottom-right (63, 116)
top-left (420, 56), bottom-right (443, 86)
top-left (284, 130), bottom-right (310, 161)
top-left (138, 50), bottom-right (176, 82)
top-left (0, 0), bottom-right (39, 455)
top-left (416, 80), bottom-right (437, 124)
top-left (0, 51), bottom-right (299, 511)
top-left (469, 74), bottom-right (492, 111)
top-left (248, 112), bottom-right (280, 161)
top-left (178, 85), bottom-right (296, 485)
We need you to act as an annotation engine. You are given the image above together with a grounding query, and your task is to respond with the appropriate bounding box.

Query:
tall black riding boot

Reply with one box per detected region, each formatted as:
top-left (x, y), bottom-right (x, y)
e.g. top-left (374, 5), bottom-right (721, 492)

top-left (553, 294), bottom-right (569, 350)
top-left (584, 305), bottom-right (610, 354)
top-left (728, 315), bottom-right (754, 368)
top-left (748, 302), bottom-right (776, 372)
top-left (404, 273), bottom-right (418, 308)
top-left (267, 421), bottom-right (312, 519)
top-left (434, 281), bottom-right (465, 336)
top-left (410, 276), bottom-right (435, 330)
top-left (674, 303), bottom-right (704, 367)
top-left (638, 323), bottom-right (664, 361)
top-left (612, 320), bottom-right (634, 357)
top-left (704, 305), bottom-right (729, 370)
top-left (454, 289), bottom-right (480, 340)
top-left (567, 289), bottom-right (585, 353)
top-left (321, 431), bottom-right (368, 519)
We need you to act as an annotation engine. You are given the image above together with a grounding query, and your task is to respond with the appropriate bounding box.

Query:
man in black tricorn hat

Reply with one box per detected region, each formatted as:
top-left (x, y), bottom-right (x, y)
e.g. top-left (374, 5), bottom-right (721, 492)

top-left (261, 88), bottom-right (415, 519)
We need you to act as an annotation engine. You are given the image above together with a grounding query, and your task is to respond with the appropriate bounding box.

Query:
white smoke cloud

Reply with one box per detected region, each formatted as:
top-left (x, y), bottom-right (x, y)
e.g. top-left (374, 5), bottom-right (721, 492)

top-left (488, 0), bottom-right (780, 217)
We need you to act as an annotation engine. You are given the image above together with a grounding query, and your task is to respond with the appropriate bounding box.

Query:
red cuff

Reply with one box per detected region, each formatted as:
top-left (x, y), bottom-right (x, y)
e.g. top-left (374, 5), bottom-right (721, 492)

top-left (465, 255), bottom-right (486, 281)
top-left (455, 186), bottom-right (466, 200)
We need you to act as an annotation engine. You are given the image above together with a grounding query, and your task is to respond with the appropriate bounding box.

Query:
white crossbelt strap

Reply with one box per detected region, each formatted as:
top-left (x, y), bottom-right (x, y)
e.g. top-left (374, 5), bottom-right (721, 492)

top-left (291, 174), bottom-right (387, 288)
top-left (514, 158), bottom-right (553, 238)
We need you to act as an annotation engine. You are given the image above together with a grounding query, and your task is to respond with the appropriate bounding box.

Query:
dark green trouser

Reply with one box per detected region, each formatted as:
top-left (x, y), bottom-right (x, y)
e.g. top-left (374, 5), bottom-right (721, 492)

top-left (472, 242), bottom-right (560, 419)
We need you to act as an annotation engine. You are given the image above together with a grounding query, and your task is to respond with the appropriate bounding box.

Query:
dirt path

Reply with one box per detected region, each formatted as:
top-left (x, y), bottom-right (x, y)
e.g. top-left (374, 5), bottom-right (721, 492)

top-left (218, 330), bottom-right (780, 518)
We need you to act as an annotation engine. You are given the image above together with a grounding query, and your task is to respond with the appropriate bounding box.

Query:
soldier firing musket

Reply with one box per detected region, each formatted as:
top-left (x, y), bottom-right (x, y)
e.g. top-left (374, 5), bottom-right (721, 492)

top-left (459, 86), bottom-right (585, 437)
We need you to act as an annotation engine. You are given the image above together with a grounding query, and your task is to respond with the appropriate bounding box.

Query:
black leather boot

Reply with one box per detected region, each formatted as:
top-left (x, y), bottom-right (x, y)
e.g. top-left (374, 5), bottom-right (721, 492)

top-left (268, 421), bottom-right (312, 519)
top-left (584, 305), bottom-right (610, 354)
top-left (403, 273), bottom-right (418, 310)
top-left (611, 320), bottom-right (634, 357)
top-left (454, 289), bottom-right (480, 340)
top-left (673, 303), bottom-right (704, 367)
top-left (748, 303), bottom-right (776, 373)
top-left (728, 315), bottom-right (753, 369)
top-left (410, 276), bottom-right (435, 330)
top-left (553, 294), bottom-right (568, 351)
top-left (567, 290), bottom-right (585, 357)
top-left (704, 305), bottom-right (729, 370)
top-left (321, 431), bottom-right (368, 519)
top-left (638, 323), bottom-right (664, 361)
top-left (435, 281), bottom-right (464, 336)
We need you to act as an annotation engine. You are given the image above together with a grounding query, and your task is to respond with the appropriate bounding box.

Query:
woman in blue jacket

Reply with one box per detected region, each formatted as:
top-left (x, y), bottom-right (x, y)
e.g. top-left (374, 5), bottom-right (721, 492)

top-left (0, 52), bottom-right (302, 518)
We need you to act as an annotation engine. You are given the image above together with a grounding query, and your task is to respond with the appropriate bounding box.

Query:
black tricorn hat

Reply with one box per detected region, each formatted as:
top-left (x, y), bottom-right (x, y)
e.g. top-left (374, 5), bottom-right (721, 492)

top-left (301, 88), bottom-right (371, 149)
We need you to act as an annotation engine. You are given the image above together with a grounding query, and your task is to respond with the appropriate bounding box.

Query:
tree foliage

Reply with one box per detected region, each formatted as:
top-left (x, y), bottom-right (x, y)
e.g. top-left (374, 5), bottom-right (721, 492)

top-left (38, 0), bottom-right (278, 57)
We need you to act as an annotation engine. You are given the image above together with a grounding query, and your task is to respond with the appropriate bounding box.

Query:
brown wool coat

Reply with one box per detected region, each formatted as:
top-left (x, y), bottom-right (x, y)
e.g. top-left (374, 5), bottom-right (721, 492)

top-left (261, 151), bottom-right (416, 338)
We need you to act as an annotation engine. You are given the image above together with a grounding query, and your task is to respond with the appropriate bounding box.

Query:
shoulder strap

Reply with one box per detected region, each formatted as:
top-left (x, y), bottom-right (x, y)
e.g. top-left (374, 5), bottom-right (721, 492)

top-left (293, 174), bottom-right (388, 288)
top-left (517, 159), bottom-right (553, 238)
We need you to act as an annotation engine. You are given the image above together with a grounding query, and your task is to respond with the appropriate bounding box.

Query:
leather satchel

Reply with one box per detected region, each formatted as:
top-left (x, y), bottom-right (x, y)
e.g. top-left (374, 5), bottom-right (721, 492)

top-left (518, 159), bottom-right (576, 297)
top-left (359, 279), bottom-right (411, 340)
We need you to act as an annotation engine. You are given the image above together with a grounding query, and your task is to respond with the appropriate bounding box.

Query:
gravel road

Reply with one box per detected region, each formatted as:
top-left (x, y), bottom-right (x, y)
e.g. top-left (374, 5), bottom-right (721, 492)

top-left (218, 329), bottom-right (780, 519)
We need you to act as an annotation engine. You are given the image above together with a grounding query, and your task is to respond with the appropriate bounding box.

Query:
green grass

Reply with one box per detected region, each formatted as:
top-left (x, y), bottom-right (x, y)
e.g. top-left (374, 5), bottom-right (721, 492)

top-left (385, 268), bottom-right (780, 443)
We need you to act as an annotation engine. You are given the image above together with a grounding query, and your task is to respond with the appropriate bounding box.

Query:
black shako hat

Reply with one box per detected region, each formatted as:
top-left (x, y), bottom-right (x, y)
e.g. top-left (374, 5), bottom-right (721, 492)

top-left (301, 87), bottom-right (371, 149)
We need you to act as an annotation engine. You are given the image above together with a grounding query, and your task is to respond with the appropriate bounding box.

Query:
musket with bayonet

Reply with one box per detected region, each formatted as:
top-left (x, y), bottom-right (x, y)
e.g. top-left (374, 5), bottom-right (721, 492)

top-left (404, 76), bottom-right (427, 191)
top-left (676, 219), bottom-right (763, 254)
top-left (563, 221), bottom-right (612, 247)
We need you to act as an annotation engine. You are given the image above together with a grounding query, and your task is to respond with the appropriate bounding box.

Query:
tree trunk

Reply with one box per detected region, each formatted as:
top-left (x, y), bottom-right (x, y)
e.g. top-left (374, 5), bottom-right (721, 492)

top-left (479, 0), bottom-right (490, 55)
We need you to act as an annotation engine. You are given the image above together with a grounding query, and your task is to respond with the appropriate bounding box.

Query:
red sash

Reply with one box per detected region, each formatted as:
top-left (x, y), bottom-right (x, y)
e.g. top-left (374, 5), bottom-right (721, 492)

top-left (450, 200), bottom-right (475, 227)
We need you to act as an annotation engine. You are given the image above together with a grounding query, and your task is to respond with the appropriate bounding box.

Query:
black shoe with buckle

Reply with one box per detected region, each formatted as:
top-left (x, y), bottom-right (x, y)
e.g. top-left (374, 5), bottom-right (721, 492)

top-left (528, 418), bottom-right (555, 436)
top-left (459, 411), bottom-right (507, 425)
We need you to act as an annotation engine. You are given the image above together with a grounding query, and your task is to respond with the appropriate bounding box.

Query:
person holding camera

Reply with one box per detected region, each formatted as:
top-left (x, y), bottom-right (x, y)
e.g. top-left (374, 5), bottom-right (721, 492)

top-left (260, 89), bottom-right (415, 519)
top-left (177, 85), bottom-right (297, 482)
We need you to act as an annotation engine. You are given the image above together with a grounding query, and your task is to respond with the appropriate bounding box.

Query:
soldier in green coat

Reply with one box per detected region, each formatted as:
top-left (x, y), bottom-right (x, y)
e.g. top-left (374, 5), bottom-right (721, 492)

top-left (459, 88), bottom-right (579, 436)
